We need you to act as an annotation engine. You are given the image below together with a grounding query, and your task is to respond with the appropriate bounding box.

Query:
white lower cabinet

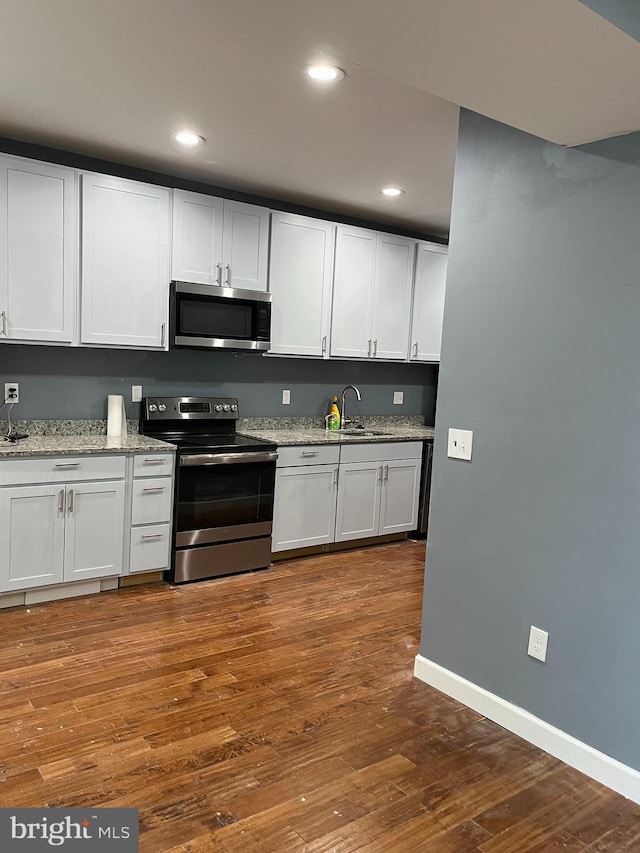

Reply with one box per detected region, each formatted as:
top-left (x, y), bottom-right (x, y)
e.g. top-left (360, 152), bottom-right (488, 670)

top-left (0, 456), bottom-right (126, 593)
top-left (272, 445), bottom-right (339, 552)
top-left (0, 450), bottom-right (176, 599)
top-left (335, 442), bottom-right (422, 543)
top-left (128, 453), bottom-right (174, 574)
top-left (272, 441), bottom-right (423, 553)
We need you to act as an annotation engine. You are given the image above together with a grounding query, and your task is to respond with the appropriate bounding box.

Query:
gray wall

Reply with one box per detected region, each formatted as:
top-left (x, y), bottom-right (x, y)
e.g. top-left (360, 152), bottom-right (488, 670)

top-left (0, 344), bottom-right (438, 423)
top-left (421, 110), bottom-right (640, 770)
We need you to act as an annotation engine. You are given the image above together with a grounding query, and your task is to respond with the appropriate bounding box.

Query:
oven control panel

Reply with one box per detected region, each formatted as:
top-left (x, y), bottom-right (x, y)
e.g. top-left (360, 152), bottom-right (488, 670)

top-left (143, 397), bottom-right (239, 420)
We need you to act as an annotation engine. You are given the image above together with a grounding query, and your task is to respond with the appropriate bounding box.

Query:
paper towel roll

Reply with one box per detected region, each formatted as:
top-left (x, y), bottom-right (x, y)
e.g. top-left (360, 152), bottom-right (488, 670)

top-left (107, 395), bottom-right (127, 437)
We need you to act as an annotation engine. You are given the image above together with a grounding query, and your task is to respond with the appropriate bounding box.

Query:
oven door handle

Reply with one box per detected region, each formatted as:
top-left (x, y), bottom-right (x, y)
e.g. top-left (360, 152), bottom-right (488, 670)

top-left (180, 451), bottom-right (278, 467)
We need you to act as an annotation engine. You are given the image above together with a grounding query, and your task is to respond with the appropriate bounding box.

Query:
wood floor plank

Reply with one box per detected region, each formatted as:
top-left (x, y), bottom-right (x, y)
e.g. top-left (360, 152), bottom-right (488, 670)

top-left (0, 540), bottom-right (634, 852)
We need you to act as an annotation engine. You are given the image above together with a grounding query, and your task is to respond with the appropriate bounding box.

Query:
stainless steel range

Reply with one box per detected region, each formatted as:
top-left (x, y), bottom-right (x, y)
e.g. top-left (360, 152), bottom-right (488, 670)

top-left (141, 396), bottom-right (277, 583)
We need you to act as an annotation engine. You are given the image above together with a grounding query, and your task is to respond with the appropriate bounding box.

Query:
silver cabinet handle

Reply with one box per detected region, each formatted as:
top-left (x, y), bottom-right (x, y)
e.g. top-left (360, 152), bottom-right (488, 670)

top-left (383, 464), bottom-right (389, 481)
top-left (225, 264), bottom-right (231, 285)
top-left (58, 489), bottom-right (65, 513)
top-left (68, 488), bottom-right (74, 513)
top-left (413, 342), bottom-right (418, 359)
top-left (215, 263), bottom-right (222, 285)
top-left (142, 486), bottom-right (166, 492)
top-left (301, 450), bottom-right (318, 457)
top-left (143, 458), bottom-right (165, 465)
top-left (55, 462), bottom-right (80, 469)
top-left (0, 310), bottom-right (6, 336)
top-left (377, 464), bottom-right (383, 483)
top-left (161, 323), bottom-right (166, 347)
top-left (141, 533), bottom-right (164, 540)
top-left (373, 339), bottom-right (378, 357)
top-left (333, 467), bottom-right (338, 486)
top-left (368, 339), bottom-right (372, 358)
top-left (322, 335), bottom-right (327, 354)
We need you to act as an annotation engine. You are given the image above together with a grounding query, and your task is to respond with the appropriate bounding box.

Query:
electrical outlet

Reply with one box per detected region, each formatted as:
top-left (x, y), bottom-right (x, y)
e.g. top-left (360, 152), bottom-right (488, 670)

top-left (393, 391), bottom-right (404, 405)
top-left (131, 385), bottom-right (143, 403)
top-left (4, 382), bottom-right (19, 404)
top-left (528, 625), bottom-right (549, 662)
top-left (447, 428), bottom-right (473, 461)
top-left (282, 389), bottom-right (291, 405)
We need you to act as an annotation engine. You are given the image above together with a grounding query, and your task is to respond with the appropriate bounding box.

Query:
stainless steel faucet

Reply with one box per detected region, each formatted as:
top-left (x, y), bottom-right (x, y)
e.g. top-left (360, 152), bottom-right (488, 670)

top-left (340, 384), bottom-right (362, 429)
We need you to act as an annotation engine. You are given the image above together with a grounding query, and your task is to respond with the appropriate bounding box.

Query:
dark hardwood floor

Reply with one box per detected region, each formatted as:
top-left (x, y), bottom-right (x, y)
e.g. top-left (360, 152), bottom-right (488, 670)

top-left (0, 541), bottom-right (637, 851)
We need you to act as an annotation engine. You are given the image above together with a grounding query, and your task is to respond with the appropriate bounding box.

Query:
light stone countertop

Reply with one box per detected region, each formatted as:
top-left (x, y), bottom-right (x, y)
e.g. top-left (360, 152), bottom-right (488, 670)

top-left (239, 423), bottom-right (434, 447)
top-left (0, 416), bottom-right (433, 457)
top-left (0, 434), bottom-right (175, 459)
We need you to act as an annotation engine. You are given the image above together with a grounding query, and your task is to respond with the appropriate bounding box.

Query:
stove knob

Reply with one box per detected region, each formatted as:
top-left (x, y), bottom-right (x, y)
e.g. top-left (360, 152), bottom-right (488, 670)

top-left (230, 404), bottom-right (238, 412)
top-left (223, 404), bottom-right (230, 412)
top-left (214, 404), bottom-right (223, 412)
top-left (158, 404), bottom-right (167, 412)
top-left (148, 404), bottom-right (158, 413)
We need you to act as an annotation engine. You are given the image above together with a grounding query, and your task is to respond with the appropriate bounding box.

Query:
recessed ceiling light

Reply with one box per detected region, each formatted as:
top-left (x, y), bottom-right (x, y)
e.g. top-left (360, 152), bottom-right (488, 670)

top-left (172, 131), bottom-right (205, 147)
top-left (380, 186), bottom-right (405, 197)
top-left (304, 64), bottom-right (346, 82)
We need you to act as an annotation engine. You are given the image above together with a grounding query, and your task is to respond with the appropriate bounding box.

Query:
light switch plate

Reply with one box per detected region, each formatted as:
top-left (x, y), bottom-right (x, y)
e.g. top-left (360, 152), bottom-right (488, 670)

top-left (131, 385), bottom-right (143, 403)
top-left (282, 389), bottom-right (291, 405)
top-left (447, 428), bottom-right (473, 461)
top-left (393, 391), bottom-right (404, 405)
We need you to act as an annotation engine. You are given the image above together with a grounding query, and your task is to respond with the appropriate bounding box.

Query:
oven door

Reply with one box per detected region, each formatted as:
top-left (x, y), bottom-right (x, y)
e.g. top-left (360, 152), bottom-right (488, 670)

top-left (175, 451), bottom-right (277, 546)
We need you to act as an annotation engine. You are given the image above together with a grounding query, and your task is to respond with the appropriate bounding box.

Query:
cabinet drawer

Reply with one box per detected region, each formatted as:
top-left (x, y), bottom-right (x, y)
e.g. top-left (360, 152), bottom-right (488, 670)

top-left (131, 477), bottom-right (173, 525)
top-left (0, 455), bottom-right (126, 486)
top-left (129, 524), bottom-right (171, 573)
top-left (339, 441), bottom-right (423, 464)
top-left (277, 445), bottom-right (340, 467)
top-left (133, 453), bottom-right (174, 477)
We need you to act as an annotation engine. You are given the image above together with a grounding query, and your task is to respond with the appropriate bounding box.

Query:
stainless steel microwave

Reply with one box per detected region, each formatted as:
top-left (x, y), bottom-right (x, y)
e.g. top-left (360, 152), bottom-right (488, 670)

top-left (170, 281), bottom-right (271, 352)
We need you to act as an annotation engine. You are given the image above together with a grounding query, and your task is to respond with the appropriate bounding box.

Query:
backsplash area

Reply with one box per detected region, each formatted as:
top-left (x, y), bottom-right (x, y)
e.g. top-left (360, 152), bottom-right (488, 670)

top-left (5, 419), bottom-right (139, 436)
top-left (1, 345), bottom-right (439, 422)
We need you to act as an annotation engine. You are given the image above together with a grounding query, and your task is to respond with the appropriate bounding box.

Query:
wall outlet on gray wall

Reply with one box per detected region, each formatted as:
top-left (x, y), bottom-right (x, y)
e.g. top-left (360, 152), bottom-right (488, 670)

top-left (528, 626), bottom-right (549, 662)
top-left (4, 382), bottom-right (19, 404)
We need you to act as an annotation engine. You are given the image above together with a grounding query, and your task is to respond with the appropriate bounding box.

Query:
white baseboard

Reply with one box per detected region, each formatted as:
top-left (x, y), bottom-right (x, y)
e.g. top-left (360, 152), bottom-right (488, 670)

top-left (414, 654), bottom-right (640, 804)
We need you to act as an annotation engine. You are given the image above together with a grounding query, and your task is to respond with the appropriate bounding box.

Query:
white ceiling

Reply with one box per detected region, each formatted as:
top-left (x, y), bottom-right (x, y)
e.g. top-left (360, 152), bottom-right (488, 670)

top-left (1, 0), bottom-right (639, 237)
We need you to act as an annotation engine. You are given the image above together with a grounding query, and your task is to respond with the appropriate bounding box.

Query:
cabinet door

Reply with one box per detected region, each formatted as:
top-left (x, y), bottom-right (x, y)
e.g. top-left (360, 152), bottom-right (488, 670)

top-left (409, 243), bottom-right (448, 362)
top-left (379, 458), bottom-right (421, 534)
top-left (81, 174), bottom-right (170, 349)
top-left (334, 461), bottom-right (382, 542)
top-left (268, 213), bottom-right (335, 357)
top-left (221, 201), bottom-right (269, 291)
top-left (330, 225), bottom-right (376, 359)
top-left (171, 189), bottom-right (224, 285)
top-left (0, 157), bottom-right (76, 344)
top-left (272, 464), bottom-right (338, 551)
top-left (64, 481), bottom-right (125, 581)
top-left (371, 234), bottom-right (414, 360)
top-left (0, 484), bottom-right (65, 591)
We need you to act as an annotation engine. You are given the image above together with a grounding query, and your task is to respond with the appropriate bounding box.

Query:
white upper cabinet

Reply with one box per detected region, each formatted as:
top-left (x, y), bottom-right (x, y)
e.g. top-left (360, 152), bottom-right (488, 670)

top-left (409, 242), bottom-right (448, 362)
top-left (330, 225), bottom-right (376, 359)
top-left (80, 174), bottom-right (171, 349)
top-left (371, 233), bottom-right (414, 360)
top-left (268, 212), bottom-right (335, 357)
top-left (172, 190), bottom-right (269, 291)
top-left (171, 190), bottom-right (223, 285)
top-left (331, 225), bottom-right (414, 360)
top-left (0, 157), bottom-right (77, 344)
